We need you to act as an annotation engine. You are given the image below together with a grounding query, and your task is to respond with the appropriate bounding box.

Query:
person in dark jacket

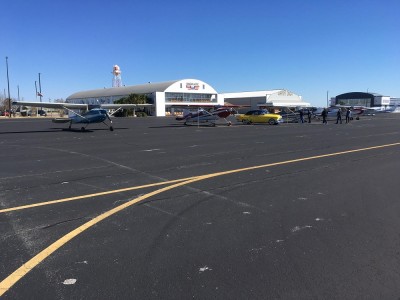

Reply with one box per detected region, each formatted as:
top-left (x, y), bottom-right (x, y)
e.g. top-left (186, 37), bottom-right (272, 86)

top-left (321, 108), bottom-right (328, 124)
top-left (336, 109), bottom-right (342, 124)
top-left (307, 110), bottom-right (312, 123)
top-left (345, 108), bottom-right (351, 123)
top-left (299, 110), bottom-right (304, 123)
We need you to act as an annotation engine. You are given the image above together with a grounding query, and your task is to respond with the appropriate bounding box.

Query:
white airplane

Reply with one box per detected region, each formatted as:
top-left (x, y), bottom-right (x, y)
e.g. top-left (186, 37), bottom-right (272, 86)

top-left (175, 106), bottom-right (234, 126)
top-left (12, 101), bottom-right (152, 131)
top-left (332, 105), bottom-right (397, 118)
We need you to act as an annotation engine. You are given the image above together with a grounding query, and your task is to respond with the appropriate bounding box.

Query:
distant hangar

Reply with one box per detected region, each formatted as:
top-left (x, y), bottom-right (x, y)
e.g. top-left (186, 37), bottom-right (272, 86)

top-left (220, 90), bottom-right (310, 112)
top-left (333, 92), bottom-right (391, 107)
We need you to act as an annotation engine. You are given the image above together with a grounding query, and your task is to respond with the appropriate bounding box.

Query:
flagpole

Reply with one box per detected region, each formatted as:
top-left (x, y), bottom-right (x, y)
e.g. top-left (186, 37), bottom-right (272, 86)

top-left (35, 81), bottom-right (38, 115)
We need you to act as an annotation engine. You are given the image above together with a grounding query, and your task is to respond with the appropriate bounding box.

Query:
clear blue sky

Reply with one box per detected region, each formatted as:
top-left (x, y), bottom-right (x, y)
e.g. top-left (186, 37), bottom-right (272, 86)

top-left (1, 0), bottom-right (399, 107)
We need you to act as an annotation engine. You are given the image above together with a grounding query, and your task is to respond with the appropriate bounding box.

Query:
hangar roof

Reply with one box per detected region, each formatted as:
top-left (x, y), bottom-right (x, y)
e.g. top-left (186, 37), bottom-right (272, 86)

top-left (336, 92), bottom-right (388, 98)
top-left (67, 80), bottom-right (180, 100)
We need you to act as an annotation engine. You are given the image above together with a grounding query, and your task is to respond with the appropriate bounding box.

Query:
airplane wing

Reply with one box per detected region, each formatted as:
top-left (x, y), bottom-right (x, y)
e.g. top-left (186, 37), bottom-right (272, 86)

top-left (101, 103), bottom-right (152, 109)
top-left (13, 102), bottom-right (153, 117)
top-left (12, 101), bottom-right (88, 110)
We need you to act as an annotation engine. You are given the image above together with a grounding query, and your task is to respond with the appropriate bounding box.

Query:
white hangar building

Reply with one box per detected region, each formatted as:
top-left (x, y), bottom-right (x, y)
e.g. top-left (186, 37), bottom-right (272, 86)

top-left (67, 79), bottom-right (310, 116)
top-left (66, 79), bottom-right (221, 117)
top-left (220, 89), bottom-right (310, 111)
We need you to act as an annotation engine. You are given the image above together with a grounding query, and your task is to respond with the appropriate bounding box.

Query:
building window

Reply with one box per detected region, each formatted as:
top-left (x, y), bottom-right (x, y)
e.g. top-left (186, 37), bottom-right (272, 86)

top-left (165, 92), bottom-right (217, 103)
top-left (336, 98), bottom-right (372, 107)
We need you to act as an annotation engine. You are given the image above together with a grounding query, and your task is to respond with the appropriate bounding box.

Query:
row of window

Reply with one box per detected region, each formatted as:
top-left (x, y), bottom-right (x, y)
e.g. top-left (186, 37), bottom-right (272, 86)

top-left (335, 98), bottom-right (372, 107)
top-left (165, 93), bottom-right (217, 103)
top-left (68, 98), bottom-right (116, 105)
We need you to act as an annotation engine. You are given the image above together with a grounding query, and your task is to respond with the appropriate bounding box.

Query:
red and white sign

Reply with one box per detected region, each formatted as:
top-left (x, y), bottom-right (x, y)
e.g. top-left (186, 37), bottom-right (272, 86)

top-left (186, 83), bottom-right (199, 90)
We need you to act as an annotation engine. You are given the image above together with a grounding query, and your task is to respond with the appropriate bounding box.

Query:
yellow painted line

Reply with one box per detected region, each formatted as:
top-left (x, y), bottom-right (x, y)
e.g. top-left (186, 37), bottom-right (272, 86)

top-left (1, 142), bottom-right (399, 296)
top-left (189, 142), bottom-right (400, 179)
top-left (0, 178), bottom-right (193, 214)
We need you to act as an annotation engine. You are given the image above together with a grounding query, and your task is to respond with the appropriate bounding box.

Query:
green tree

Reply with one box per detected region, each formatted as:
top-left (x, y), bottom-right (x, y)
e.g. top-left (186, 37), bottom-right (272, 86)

top-left (115, 94), bottom-right (148, 105)
top-left (114, 94), bottom-right (150, 117)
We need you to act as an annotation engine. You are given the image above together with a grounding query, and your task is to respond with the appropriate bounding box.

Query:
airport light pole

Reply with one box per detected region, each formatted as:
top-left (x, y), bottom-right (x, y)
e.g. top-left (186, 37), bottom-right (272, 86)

top-left (326, 90), bottom-right (329, 108)
top-left (5, 56), bottom-right (11, 117)
top-left (35, 81), bottom-right (38, 100)
top-left (38, 73), bottom-right (42, 111)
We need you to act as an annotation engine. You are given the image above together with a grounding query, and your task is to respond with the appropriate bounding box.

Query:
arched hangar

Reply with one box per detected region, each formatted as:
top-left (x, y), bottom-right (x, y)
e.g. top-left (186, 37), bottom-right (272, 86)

top-left (335, 92), bottom-right (390, 107)
top-left (66, 79), bottom-right (221, 116)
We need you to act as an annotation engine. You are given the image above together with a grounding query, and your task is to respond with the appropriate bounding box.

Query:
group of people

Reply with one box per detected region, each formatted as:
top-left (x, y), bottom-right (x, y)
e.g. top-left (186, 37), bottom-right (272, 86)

top-left (298, 110), bottom-right (313, 123)
top-left (320, 108), bottom-right (352, 124)
top-left (298, 108), bottom-right (353, 124)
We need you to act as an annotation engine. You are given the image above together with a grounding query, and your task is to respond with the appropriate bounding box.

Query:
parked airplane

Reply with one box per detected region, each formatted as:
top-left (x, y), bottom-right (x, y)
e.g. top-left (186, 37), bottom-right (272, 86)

top-left (176, 106), bottom-right (234, 126)
top-left (332, 105), bottom-right (397, 118)
top-left (12, 101), bottom-right (152, 131)
top-left (332, 105), bottom-right (365, 115)
top-left (312, 106), bottom-right (363, 121)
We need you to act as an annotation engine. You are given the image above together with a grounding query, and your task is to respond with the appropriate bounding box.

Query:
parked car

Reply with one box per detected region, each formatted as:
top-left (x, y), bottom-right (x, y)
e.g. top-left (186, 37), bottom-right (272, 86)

top-left (20, 110), bottom-right (31, 117)
top-left (38, 109), bottom-right (47, 116)
top-left (236, 110), bottom-right (282, 125)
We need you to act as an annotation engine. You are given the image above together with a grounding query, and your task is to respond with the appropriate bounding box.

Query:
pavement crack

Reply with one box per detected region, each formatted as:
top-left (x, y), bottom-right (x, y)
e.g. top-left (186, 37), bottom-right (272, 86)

top-left (42, 216), bottom-right (87, 229)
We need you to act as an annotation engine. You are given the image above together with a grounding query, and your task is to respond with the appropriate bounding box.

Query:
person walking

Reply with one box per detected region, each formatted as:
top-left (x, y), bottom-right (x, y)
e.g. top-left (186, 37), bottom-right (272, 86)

top-left (299, 109), bottom-right (304, 123)
top-left (345, 108), bottom-right (351, 123)
top-left (307, 110), bottom-right (312, 123)
top-left (336, 109), bottom-right (342, 124)
top-left (322, 108), bottom-right (328, 124)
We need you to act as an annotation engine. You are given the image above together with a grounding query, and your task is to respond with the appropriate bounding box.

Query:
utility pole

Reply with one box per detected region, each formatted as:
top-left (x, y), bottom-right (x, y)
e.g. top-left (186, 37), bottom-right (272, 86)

top-left (6, 56), bottom-right (11, 117)
top-left (38, 73), bottom-right (42, 111)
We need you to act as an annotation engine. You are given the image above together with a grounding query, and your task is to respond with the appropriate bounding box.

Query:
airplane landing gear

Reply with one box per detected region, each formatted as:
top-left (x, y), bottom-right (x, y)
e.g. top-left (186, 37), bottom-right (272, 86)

top-left (109, 126), bottom-right (114, 131)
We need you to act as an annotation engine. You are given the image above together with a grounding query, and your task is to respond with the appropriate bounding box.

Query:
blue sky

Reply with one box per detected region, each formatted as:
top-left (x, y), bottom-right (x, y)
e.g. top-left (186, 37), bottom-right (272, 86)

top-left (1, 0), bottom-right (399, 107)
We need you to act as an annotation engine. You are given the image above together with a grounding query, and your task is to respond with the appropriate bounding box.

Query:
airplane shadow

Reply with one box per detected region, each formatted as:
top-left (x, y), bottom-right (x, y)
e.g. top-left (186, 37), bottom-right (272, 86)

top-left (148, 124), bottom-right (188, 128)
top-left (59, 127), bottom-right (129, 132)
top-left (0, 127), bottom-right (129, 134)
top-left (149, 123), bottom-right (227, 128)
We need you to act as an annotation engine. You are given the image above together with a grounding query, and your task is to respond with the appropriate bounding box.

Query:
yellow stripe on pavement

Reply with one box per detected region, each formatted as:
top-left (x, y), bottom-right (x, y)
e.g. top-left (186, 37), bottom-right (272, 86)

top-left (0, 178), bottom-right (192, 214)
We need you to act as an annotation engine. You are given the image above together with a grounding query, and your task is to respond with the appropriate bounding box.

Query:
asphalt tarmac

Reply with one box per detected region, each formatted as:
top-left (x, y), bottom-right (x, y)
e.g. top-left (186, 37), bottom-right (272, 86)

top-left (1, 114), bottom-right (400, 299)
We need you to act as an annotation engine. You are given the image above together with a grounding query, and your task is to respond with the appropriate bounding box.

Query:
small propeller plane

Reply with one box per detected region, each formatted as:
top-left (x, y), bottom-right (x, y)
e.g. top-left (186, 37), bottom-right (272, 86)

top-left (334, 104), bottom-right (397, 116)
top-left (12, 101), bottom-right (152, 131)
top-left (175, 106), bottom-right (235, 126)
